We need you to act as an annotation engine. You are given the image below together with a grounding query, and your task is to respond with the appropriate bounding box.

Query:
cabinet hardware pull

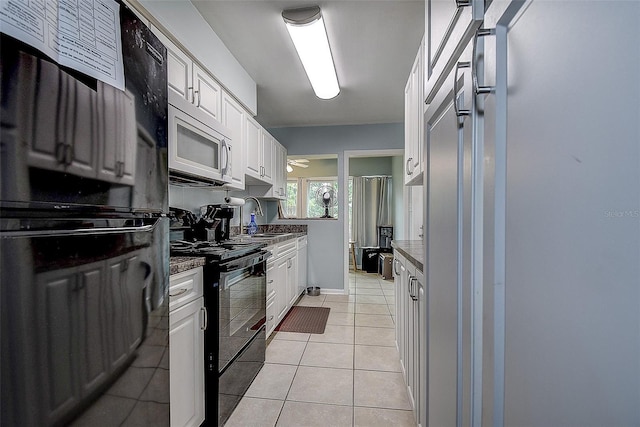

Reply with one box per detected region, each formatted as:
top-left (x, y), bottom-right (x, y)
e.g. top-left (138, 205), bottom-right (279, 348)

top-left (455, 0), bottom-right (471, 7)
top-left (188, 86), bottom-right (194, 103)
top-left (268, 315), bottom-right (274, 321)
top-left (473, 27), bottom-right (497, 95)
top-left (268, 280), bottom-right (274, 284)
top-left (56, 142), bottom-right (66, 163)
top-left (196, 89), bottom-right (201, 108)
top-left (406, 158), bottom-right (413, 175)
top-left (393, 259), bottom-right (400, 276)
top-left (454, 61), bottom-right (471, 117)
top-left (201, 306), bottom-right (208, 330)
top-left (64, 144), bottom-right (74, 165)
top-left (169, 288), bottom-right (188, 297)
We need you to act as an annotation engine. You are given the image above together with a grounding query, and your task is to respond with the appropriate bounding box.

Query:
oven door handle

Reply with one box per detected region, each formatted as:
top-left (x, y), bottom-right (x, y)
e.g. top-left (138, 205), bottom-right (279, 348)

top-left (218, 250), bottom-right (272, 272)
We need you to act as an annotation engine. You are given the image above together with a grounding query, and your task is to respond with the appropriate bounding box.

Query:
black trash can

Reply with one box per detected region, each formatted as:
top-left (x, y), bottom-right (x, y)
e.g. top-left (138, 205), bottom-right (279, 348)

top-left (361, 247), bottom-right (381, 273)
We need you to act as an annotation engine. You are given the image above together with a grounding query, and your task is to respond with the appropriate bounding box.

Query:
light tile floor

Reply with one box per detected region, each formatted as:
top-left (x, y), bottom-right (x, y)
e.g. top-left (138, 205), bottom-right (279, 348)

top-left (225, 270), bottom-right (416, 427)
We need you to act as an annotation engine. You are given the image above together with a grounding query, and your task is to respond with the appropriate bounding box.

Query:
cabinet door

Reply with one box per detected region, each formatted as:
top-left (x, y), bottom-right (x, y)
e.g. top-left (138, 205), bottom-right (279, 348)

top-left (244, 116), bottom-right (262, 179)
top-left (287, 253), bottom-right (298, 307)
top-left (404, 40), bottom-right (424, 186)
top-left (425, 0), bottom-right (483, 102)
top-left (221, 92), bottom-right (245, 190)
top-left (68, 77), bottom-right (98, 179)
top-left (117, 90), bottom-right (137, 185)
top-left (297, 239), bottom-right (308, 296)
top-left (193, 63), bottom-right (221, 122)
top-left (425, 39), bottom-right (474, 427)
top-left (97, 82), bottom-right (119, 183)
top-left (260, 130), bottom-right (274, 184)
top-left (275, 258), bottom-right (289, 322)
top-left (416, 272), bottom-right (427, 427)
top-left (152, 26), bottom-right (193, 102)
top-left (170, 297), bottom-right (205, 427)
top-left (76, 265), bottom-right (109, 398)
top-left (35, 262), bottom-right (106, 426)
top-left (28, 58), bottom-right (65, 172)
top-left (35, 268), bottom-right (81, 426)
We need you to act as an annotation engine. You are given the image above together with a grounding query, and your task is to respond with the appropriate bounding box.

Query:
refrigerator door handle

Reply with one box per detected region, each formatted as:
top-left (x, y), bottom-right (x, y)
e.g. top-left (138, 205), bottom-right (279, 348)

top-left (1, 223), bottom-right (158, 238)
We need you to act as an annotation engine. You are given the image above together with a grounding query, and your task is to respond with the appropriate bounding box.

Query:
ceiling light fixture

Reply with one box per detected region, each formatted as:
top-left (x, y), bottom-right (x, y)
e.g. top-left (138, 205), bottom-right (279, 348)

top-left (286, 164), bottom-right (294, 173)
top-left (282, 6), bottom-right (340, 100)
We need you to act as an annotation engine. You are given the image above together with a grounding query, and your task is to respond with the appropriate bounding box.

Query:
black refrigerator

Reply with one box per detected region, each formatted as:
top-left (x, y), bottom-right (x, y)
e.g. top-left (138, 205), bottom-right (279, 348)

top-left (0, 3), bottom-right (170, 426)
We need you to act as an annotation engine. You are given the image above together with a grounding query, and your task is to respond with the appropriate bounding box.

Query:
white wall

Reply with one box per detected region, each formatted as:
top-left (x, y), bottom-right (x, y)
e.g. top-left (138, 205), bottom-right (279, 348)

top-left (138, 0), bottom-right (257, 114)
top-left (270, 123), bottom-right (403, 291)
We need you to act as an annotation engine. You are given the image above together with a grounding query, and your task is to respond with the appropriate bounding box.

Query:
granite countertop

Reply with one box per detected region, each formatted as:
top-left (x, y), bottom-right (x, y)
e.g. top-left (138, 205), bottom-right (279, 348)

top-left (391, 240), bottom-right (424, 272)
top-left (170, 256), bottom-right (206, 275)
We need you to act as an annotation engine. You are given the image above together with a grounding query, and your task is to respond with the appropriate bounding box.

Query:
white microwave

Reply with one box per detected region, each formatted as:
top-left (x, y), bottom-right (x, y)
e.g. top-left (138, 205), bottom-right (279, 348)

top-left (168, 92), bottom-right (232, 185)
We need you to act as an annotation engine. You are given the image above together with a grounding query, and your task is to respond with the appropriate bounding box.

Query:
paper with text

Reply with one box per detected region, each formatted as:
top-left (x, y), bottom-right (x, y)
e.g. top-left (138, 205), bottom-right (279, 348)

top-left (1, 0), bottom-right (125, 90)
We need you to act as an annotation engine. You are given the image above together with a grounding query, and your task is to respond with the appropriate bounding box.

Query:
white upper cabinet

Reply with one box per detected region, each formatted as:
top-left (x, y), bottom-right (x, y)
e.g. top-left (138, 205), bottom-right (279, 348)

top-left (152, 25), bottom-right (221, 123)
top-left (221, 91), bottom-right (245, 190)
top-left (404, 36), bottom-right (425, 186)
top-left (244, 115), bottom-right (262, 179)
top-left (193, 63), bottom-right (221, 122)
top-left (260, 129), bottom-right (274, 184)
top-left (165, 36), bottom-right (193, 102)
top-left (425, 0), bottom-right (484, 104)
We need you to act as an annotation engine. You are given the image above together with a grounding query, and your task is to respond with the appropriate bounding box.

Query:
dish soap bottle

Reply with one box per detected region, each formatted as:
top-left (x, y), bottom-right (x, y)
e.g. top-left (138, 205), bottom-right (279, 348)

top-left (248, 212), bottom-right (258, 235)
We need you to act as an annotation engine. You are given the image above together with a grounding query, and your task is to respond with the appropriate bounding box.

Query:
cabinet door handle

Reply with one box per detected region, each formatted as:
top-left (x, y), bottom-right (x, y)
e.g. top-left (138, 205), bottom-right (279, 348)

top-left (455, 0), bottom-right (471, 7)
top-left (406, 158), bottom-right (413, 175)
top-left (473, 27), bottom-right (497, 95)
top-left (56, 142), bottom-right (66, 163)
top-left (268, 315), bottom-right (274, 321)
top-left (64, 144), bottom-right (74, 165)
top-left (393, 259), bottom-right (400, 276)
top-left (188, 86), bottom-right (194, 103)
top-left (268, 280), bottom-right (274, 284)
top-left (196, 89), bottom-right (201, 108)
top-left (169, 288), bottom-right (188, 297)
top-left (454, 61), bottom-right (471, 117)
top-left (201, 306), bottom-right (208, 330)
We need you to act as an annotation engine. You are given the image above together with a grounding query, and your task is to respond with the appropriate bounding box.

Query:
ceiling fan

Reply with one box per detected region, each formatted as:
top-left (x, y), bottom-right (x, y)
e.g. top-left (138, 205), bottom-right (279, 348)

top-left (287, 158), bottom-right (309, 172)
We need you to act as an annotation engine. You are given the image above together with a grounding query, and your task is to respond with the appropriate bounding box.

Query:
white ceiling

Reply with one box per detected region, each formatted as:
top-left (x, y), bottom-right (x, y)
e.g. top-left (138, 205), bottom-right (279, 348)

top-left (192, 1), bottom-right (424, 128)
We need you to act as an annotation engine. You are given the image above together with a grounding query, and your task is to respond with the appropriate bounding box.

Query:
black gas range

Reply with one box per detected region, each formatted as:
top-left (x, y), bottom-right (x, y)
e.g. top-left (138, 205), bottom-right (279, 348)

top-left (171, 238), bottom-right (270, 426)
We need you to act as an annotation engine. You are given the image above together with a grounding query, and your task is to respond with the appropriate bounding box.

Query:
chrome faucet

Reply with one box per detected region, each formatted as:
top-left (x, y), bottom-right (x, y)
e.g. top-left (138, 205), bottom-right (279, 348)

top-left (239, 197), bottom-right (263, 234)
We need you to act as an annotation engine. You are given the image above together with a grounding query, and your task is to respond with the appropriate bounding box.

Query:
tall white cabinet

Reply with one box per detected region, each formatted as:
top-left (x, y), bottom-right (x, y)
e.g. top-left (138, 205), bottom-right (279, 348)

top-left (418, 1), bottom-right (640, 426)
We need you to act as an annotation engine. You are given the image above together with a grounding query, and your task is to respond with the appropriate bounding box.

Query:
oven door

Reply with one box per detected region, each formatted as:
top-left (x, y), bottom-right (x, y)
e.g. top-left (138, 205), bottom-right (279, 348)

top-left (168, 93), bottom-right (231, 184)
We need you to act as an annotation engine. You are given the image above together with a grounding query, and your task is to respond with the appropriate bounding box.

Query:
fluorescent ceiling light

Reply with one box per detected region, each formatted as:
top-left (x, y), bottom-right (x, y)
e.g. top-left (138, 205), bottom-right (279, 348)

top-left (282, 6), bottom-right (340, 100)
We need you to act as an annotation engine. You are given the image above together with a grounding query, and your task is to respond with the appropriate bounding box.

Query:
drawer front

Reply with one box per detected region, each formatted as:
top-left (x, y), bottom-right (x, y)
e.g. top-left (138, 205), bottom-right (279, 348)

top-left (297, 235), bottom-right (307, 248)
top-left (278, 240), bottom-right (297, 256)
top-left (169, 267), bottom-right (203, 311)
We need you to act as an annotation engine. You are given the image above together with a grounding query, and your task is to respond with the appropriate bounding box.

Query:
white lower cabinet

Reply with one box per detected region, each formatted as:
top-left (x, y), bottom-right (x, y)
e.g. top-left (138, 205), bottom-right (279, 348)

top-left (265, 237), bottom-right (304, 338)
top-left (169, 267), bottom-right (205, 427)
top-left (394, 251), bottom-right (426, 427)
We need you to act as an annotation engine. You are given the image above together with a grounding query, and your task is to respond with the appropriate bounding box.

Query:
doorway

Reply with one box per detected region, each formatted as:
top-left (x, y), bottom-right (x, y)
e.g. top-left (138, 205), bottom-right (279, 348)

top-left (342, 149), bottom-right (404, 291)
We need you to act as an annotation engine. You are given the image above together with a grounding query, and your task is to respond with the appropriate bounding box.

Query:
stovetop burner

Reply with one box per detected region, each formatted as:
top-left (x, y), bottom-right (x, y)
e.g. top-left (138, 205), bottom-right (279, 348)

top-left (170, 239), bottom-right (266, 261)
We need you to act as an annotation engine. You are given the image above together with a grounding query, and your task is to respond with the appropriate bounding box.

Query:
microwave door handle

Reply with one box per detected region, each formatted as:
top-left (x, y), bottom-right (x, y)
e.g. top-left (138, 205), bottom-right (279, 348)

top-left (221, 139), bottom-right (230, 176)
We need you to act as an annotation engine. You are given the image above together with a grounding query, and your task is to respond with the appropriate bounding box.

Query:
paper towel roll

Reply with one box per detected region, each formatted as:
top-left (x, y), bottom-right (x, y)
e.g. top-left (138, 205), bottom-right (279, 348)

top-left (224, 197), bottom-right (245, 206)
